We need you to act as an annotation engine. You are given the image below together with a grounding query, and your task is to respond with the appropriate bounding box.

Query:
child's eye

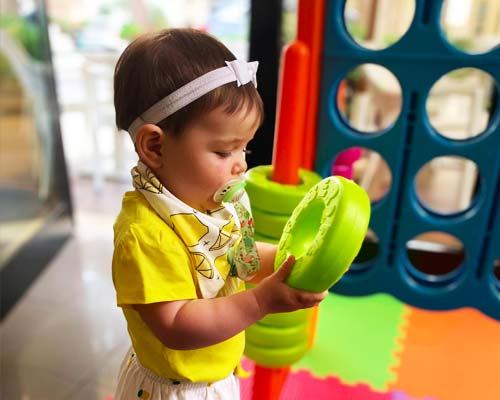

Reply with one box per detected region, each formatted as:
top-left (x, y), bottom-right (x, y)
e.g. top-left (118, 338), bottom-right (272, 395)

top-left (215, 151), bottom-right (231, 158)
top-left (243, 148), bottom-right (252, 155)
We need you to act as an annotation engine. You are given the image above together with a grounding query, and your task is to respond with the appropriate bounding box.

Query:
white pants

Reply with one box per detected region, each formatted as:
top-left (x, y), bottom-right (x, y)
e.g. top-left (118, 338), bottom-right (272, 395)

top-left (114, 349), bottom-right (240, 400)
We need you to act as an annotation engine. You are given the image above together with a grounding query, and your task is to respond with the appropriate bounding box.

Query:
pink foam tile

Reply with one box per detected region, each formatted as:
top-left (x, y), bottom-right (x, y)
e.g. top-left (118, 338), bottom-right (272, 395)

top-left (280, 369), bottom-right (391, 400)
top-left (241, 359), bottom-right (391, 400)
top-left (391, 390), bottom-right (439, 400)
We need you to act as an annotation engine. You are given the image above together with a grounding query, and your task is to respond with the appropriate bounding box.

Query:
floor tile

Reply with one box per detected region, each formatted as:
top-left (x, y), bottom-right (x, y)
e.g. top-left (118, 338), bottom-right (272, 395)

top-left (1, 364), bottom-right (75, 400)
top-left (66, 339), bottom-right (131, 400)
top-left (11, 301), bottom-right (127, 378)
top-left (1, 177), bottom-right (130, 398)
top-left (1, 292), bottom-right (54, 358)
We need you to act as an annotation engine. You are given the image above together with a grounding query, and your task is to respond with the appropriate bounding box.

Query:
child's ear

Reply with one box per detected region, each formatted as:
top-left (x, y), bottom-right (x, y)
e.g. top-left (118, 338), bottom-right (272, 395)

top-left (134, 124), bottom-right (164, 169)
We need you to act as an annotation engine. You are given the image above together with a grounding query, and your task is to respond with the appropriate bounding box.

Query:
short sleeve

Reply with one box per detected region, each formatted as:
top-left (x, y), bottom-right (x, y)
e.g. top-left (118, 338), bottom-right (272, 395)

top-left (112, 222), bottom-right (197, 307)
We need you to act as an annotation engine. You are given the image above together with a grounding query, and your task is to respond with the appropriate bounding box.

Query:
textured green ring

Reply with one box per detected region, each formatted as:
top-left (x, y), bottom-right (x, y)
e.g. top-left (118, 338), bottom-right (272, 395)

top-left (275, 176), bottom-right (371, 292)
top-left (246, 320), bottom-right (309, 348)
top-left (245, 165), bottom-right (322, 215)
top-left (244, 338), bottom-right (309, 367)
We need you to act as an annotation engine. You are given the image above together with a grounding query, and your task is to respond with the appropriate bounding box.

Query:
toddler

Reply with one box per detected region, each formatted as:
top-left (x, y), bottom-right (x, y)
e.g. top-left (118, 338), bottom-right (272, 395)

top-left (112, 28), bottom-right (327, 399)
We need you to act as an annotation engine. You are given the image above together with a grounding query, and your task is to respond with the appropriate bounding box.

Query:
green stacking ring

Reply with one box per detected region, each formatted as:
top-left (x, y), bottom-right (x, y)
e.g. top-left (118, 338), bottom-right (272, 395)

top-left (274, 176), bottom-right (371, 292)
top-left (245, 165), bottom-right (322, 215)
top-left (244, 337), bottom-right (309, 367)
top-left (253, 233), bottom-right (279, 245)
top-left (258, 307), bottom-right (311, 327)
top-left (252, 207), bottom-right (289, 240)
top-left (246, 320), bottom-right (309, 348)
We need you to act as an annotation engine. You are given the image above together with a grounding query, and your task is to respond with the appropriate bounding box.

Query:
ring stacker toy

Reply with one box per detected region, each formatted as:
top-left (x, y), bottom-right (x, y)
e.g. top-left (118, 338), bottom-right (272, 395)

top-left (244, 1), bottom-right (327, 398)
top-left (244, 174), bottom-right (326, 370)
top-left (244, 175), bottom-right (323, 372)
top-left (245, 176), bottom-right (370, 369)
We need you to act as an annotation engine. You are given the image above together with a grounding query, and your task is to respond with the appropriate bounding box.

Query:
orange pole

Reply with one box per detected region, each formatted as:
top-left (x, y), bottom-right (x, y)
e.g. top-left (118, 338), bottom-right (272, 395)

top-left (259, 39), bottom-right (310, 397)
top-left (251, 365), bottom-right (291, 400)
top-left (294, 0), bottom-right (325, 351)
top-left (253, 2), bottom-right (325, 399)
top-left (307, 306), bottom-right (320, 348)
top-left (298, 0), bottom-right (326, 171)
top-left (271, 40), bottom-right (310, 185)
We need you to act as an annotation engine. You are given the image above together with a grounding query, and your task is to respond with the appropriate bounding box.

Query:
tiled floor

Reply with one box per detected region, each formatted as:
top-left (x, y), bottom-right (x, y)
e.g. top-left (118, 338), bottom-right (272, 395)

top-left (1, 177), bottom-right (132, 399)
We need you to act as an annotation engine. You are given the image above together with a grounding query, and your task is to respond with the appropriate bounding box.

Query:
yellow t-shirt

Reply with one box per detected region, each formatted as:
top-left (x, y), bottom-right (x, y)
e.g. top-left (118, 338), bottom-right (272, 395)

top-left (112, 190), bottom-right (245, 382)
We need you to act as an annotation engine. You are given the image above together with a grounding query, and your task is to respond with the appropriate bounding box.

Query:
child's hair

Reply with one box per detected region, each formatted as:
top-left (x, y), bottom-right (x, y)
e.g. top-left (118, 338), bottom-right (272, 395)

top-left (114, 28), bottom-right (264, 135)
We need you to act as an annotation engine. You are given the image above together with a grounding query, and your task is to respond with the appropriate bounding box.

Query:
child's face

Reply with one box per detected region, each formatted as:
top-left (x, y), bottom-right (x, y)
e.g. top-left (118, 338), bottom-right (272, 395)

top-left (157, 105), bottom-right (259, 212)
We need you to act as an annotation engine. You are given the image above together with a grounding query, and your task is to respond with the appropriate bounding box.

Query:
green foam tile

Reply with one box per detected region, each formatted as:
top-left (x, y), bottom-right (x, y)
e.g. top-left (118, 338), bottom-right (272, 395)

top-left (292, 292), bottom-right (406, 390)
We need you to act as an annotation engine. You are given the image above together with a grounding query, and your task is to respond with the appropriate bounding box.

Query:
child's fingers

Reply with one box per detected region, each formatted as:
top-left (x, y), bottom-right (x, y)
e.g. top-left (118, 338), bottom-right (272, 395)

top-left (274, 254), bottom-right (295, 281)
top-left (312, 290), bottom-right (328, 304)
top-left (297, 289), bottom-right (328, 308)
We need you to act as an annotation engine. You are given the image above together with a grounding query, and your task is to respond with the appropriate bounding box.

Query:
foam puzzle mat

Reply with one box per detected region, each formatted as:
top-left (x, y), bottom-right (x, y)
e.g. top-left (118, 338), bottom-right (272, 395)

top-left (241, 293), bottom-right (500, 400)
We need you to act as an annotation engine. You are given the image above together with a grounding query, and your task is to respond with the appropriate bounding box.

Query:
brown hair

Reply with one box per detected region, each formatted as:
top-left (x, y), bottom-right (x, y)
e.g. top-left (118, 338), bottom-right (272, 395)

top-left (114, 28), bottom-right (264, 135)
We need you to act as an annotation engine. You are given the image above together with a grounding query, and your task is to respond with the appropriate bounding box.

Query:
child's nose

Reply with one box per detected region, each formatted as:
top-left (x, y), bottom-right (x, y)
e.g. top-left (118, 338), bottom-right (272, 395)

top-left (232, 157), bottom-right (247, 175)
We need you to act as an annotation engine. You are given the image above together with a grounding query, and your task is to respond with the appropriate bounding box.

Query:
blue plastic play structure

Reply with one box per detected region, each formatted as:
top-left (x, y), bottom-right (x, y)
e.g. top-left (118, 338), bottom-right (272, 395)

top-left (314, 0), bottom-right (500, 319)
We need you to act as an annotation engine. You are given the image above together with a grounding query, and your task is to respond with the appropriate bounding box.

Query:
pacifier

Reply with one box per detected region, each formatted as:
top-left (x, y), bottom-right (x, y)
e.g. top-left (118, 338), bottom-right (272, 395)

top-left (213, 178), bottom-right (247, 203)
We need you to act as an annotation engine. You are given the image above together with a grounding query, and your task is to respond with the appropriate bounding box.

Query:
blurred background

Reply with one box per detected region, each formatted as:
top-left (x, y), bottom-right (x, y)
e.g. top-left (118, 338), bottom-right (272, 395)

top-left (0, 0), bottom-right (297, 317)
top-left (1, 0), bottom-right (499, 398)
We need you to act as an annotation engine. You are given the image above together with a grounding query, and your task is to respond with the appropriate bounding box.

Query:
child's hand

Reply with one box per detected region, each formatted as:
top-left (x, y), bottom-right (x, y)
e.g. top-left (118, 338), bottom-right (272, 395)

top-left (252, 255), bottom-right (328, 315)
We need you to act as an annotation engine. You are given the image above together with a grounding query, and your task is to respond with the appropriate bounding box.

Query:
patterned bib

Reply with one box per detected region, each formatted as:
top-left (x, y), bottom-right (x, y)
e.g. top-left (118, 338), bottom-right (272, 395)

top-left (131, 161), bottom-right (259, 298)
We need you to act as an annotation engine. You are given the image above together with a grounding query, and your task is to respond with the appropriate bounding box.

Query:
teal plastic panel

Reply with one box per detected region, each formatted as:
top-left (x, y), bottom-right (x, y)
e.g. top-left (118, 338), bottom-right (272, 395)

top-left (315, 0), bottom-right (500, 319)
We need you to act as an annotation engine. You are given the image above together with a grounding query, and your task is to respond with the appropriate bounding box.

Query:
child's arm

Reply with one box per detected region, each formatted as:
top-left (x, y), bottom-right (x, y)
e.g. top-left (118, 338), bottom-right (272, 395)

top-left (135, 255), bottom-right (326, 350)
top-left (246, 241), bottom-right (278, 284)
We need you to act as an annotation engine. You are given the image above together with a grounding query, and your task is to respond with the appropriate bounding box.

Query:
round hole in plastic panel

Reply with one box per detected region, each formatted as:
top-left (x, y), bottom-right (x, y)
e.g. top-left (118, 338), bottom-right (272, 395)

top-left (441, 0), bottom-right (500, 55)
top-left (426, 68), bottom-right (498, 141)
top-left (414, 155), bottom-right (480, 215)
top-left (493, 259), bottom-right (500, 293)
top-left (405, 231), bottom-right (465, 286)
top-left (344, 0), bottom-right (416, 50)
top-left (331, 147), bottom-right (392, 204)
top-left (337, 64), bottom-right (402, 134)
top-left (349, 228), bottom-right (379, 272)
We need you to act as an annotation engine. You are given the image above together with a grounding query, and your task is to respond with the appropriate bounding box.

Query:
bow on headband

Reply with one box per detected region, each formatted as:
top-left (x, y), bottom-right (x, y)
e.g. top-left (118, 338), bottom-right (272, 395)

top-left (225, 60), bottom-right (258, 87)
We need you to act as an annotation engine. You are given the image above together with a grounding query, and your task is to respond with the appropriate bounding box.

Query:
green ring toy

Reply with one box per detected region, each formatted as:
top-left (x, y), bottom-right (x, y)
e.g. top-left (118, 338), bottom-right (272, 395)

top-left (252, 207), bottom-right (289, 239)
top-left (258, 307), bottom-right (311, 327)
top-left (244, 337), bottom-right (309, 367)
top-left (245, 165), bottom-right (322, 215)
top-left (253, 233), bottom-right (280, 245)
top-left (274, 176), bottom-right (371, 292)
top-left (246, 320), bottom-right (309, 348)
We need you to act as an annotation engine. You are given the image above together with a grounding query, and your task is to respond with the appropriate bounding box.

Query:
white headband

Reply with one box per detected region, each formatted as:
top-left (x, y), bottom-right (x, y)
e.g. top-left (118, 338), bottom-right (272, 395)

top-left (128, 59), bottom-right (259, 140)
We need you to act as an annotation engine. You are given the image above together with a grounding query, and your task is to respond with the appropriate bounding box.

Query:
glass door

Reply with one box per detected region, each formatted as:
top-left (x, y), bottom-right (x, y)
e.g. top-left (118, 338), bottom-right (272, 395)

top-left (1, 0), bottom-right (72, 318)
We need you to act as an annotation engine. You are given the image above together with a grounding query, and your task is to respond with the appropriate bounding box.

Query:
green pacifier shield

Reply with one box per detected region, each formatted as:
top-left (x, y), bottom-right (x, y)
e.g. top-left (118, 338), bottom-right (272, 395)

top-left (222, 181), bottom-right (246, 202)
top-left (275, 176), bottom-right (371, 292)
